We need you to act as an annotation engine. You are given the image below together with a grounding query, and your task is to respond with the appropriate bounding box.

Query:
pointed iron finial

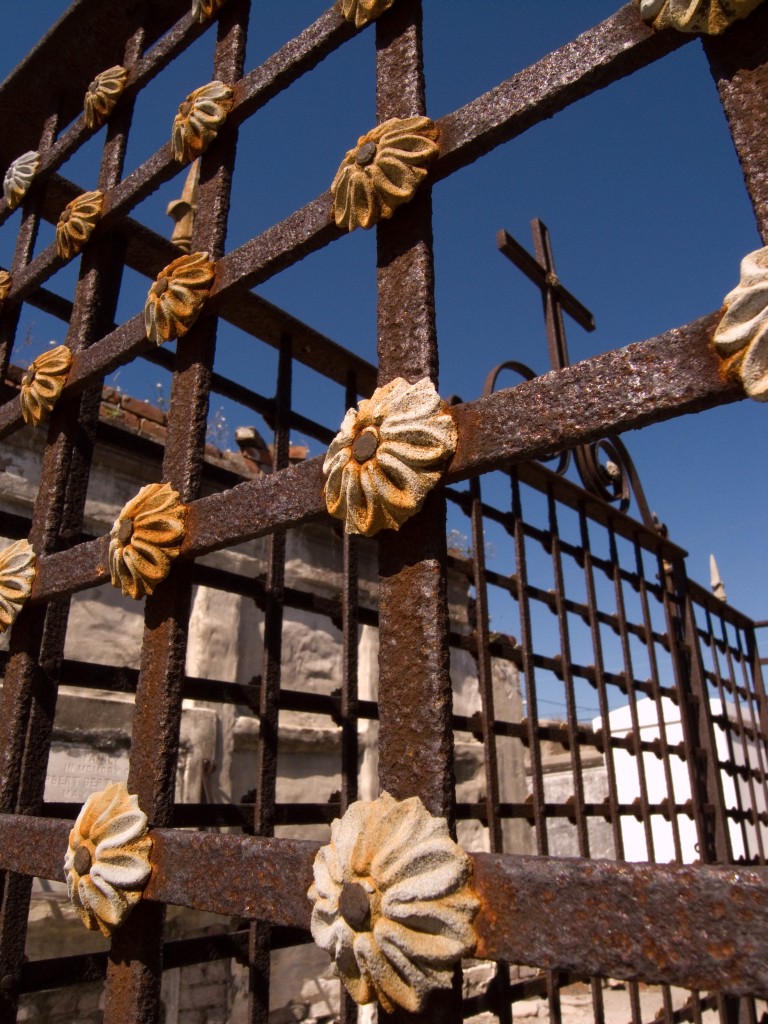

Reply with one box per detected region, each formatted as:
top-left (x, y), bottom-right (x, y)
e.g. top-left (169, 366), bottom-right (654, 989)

top-left (710, 554), bottom-right (727, 602)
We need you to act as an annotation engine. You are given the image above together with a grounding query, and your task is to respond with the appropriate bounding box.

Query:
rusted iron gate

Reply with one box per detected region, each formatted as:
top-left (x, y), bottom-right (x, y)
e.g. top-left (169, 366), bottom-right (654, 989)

top-left (0, 1), bottom-right (766, 1023)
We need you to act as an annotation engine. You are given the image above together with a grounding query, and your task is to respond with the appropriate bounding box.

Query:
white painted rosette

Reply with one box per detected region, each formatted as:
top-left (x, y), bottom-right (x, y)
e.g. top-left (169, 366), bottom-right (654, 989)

top-left (308, 792), bottom-right (479, 1014)
top-left (64, 782), bottom-right (153, 936)
top-left (323, 377), bottom-right (457, 536)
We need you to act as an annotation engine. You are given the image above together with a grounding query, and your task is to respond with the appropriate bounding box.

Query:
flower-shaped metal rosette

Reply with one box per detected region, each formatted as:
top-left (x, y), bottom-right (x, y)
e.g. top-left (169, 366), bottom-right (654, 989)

top-left (3, 151), bottom-right (40, 211)
top-left (0, 270), bottom-right (11, 312)
top-left (331, 116), bottom-right (440, 231)
top-left (171, 80), bottom-right (234, 164)
top-left (64, 782), bottom-right (153, 936)
top-left (714, 245), bottom-right (768, 401)
top-left (308, 792), bottom-right (479, 1014)
top-left (144, 251), bottom-right (215, 343)
top-left (56, 191), bottom-right (104, 261)
top-left (323, 377), bottom-right (457, 536)
top-left (337, 0), bottom-right (397, 28)
top-left (20, 345), bottom-right (73, 427)
top-left (84, 65), bottom-right (128, 129)
top-left (0, 539), bottom-right (36, 634)
top-left (191, 0), bottom-right (228, 22)
top-left (639, 0), bottom-right (764, 32)
top-left (109, 482), bottom-right (187, 600)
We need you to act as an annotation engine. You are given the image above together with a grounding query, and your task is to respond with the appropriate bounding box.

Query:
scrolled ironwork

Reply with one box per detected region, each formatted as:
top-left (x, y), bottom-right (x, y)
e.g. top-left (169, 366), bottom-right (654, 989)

top-left (482, 359), bottom-right (658, 529)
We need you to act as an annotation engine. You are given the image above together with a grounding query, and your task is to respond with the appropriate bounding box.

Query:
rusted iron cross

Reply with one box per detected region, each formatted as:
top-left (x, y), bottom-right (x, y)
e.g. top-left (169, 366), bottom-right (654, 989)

top-left (497, 217), bottom-right (595, 372)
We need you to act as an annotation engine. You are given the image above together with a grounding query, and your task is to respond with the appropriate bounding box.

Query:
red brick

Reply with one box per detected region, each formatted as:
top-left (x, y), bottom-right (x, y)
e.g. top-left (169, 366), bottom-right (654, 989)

top-left (116, 410), bottom-right (140, 432)
top-left (138, 418), bottom-right (167, 443)
top-left (120, 395), bottom-right (165, 424)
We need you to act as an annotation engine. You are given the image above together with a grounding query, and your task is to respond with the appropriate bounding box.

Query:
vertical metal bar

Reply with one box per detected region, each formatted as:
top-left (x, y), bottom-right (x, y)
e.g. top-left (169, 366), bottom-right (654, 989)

top-left (634, 538), bottom-right (684, 862)
top-left (338, 374), bottom-right (360, 1024)
top-left (663, 557), bottom-right (732, 864)
top-left (546, 490), bottom-right (590, 856)
top-left (707, 609), bottom-right (759, 862)
top-left (545, 491), bottom-right (604, 1024)
top-left (719, 614), bottom-right (766, 864)
top-left (530, 219), bottom-right (570, 371)
top-left (248, 332), bottom-right (291, 1024)
top-left (103, 7), bottom-right (248, 1023)
top-left (0, 26), bottom-right (145, 1018)
top-left (468, 475), bottom-right (511, 1024)
top-left (338, 373), bottom-right (360, 1024)
top-left (703, 7), bottom-right (768, 243)
top-left (733, 627), bottom-right (768, 850)
top-left (605, 525), bottom-right (656, 861)
top-left (509, 471), bottom-right (562, 1024)
top-left (374, 0), bottom-right (455, 822)
top-left (373, 4), bottom-right (458, 1021)
top-left (580, 511), bottom-right (626, 860)
top-left (340, 370), bottom-right (360, 815)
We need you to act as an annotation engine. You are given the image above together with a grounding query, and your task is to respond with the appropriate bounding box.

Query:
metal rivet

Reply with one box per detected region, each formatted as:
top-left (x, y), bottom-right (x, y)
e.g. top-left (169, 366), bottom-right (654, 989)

top-left (179, 99), bottom-right (194, 117)
top-left (352, 431), bottom-right (378, 463)
top-left (355, 141), bottom-right (377, 166)
top-left (73, 845), bottom-right (92, 876)
top-left (153, 276), bottom-right (169, 297)
top-left (21, 369), bottom-right (35, 387)
top-left (88, 80), bottom-right (99, 94)
top-left (338, 881), bottom-right (370, 931)
top-left (59, 207), bottom-right (71, 224)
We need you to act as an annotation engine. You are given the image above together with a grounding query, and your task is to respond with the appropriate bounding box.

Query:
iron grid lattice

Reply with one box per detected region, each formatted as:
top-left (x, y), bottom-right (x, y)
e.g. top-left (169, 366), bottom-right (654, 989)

top-left (0, 2), bottom-right (767, 1024)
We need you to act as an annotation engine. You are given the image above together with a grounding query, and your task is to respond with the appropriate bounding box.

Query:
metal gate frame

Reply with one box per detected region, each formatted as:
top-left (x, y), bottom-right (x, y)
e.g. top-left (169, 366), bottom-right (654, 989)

top-left (0, 1), bottom-right (767, 1022)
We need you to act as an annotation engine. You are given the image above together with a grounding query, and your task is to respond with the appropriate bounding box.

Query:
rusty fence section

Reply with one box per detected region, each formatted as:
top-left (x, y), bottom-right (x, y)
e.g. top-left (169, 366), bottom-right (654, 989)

top-left (0, 2), bottom-right (766, 1023)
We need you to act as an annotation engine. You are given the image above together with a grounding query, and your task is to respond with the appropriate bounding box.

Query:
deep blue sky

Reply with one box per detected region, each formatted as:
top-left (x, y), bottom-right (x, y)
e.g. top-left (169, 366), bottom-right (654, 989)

top-left (1, 1), bottom-right (766, 670)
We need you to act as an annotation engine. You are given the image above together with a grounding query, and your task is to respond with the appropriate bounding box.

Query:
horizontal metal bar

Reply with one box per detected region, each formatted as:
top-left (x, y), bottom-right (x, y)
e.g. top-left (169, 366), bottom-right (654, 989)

top-left (435, 3), bottom-right (686, 180)
top-left (4, 815), bottom-right (768, 995)
top-left (27, 312), bottom-right (743, 603)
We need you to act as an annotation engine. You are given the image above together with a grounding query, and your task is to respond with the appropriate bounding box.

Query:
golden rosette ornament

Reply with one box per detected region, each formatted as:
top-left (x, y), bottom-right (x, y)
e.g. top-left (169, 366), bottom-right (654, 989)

top-left (84, 65), bottom-right (128, 129)
top-left (56, 191), bottom-right (104, 261)
top-left (191, 0), bottom-right (227, 22)
top-left (714, 246), bottom-right (768, 401)
top-left (638, 0), bottom-right (764, 32)
top-left (323, 377), bottom-right (457, 536)
top-left (337, 0), bottom-right (397, 28)
top-left (20, 345), bottom-right (73, 427)
top-left (3, 151), bottom-right (40, 211)
top-left (0, 539), bottom-right (36, 634)
top-left (0, 270), bottom-right (11, 312)
top-left (109, 482), bottom-right (187, 600)
top-left (144, 251), bottom-right (215, 343)
top-left (331, 117), bottom-right (440, 231)
top-left (308, 792), bottom-right (479, 1013)
top-left (64, 782), bottom-right (153, 936)
top-left (171, 80), bottom-right (234, 164)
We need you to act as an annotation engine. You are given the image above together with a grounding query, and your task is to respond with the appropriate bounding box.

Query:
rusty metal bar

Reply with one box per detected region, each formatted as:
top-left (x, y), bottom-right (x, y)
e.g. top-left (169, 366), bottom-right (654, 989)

top-left (704, 4), bottom-right (768, 243)
top-left (23, 314), bottom-right (742, 604)
top-left (633, 537), bottom-right (686, 862)
top-left (248, 331), bottom-right (291, 1024)
top-left (5, 814), bottom-right (768, 997)
top-left (103, 7), bottom-right (249, 1022)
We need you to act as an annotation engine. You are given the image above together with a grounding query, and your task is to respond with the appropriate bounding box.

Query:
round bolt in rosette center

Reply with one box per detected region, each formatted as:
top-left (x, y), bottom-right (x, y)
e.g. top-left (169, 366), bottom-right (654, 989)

top-left (73, 845), bottom-right (92, 876)
top-left (338, 881), bottom-right (371, 930)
